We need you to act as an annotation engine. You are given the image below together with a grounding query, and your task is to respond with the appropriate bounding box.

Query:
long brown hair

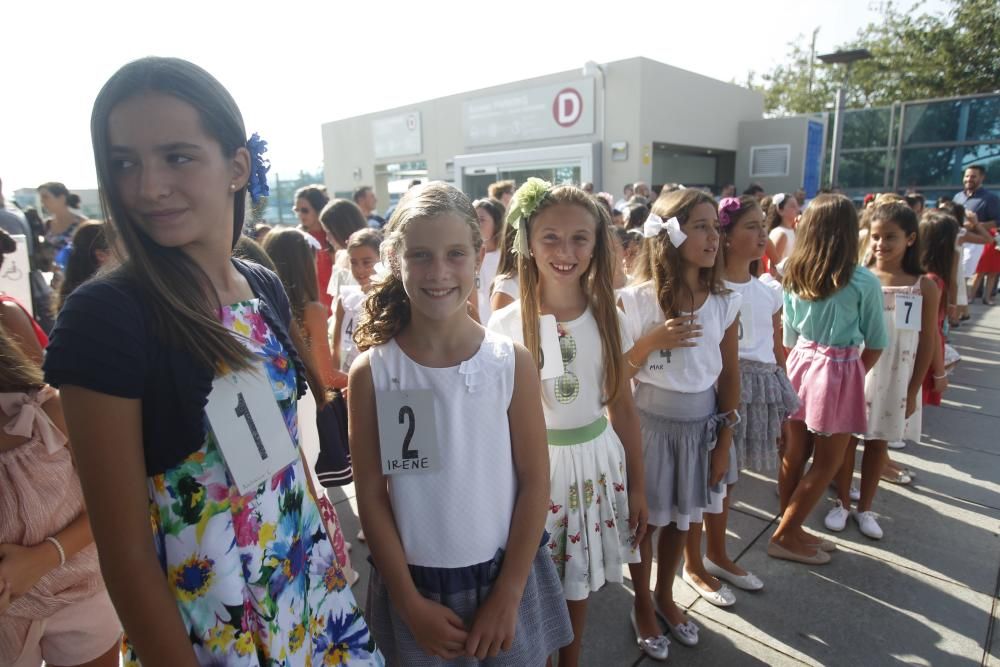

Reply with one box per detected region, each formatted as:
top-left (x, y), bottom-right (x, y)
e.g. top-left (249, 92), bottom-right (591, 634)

top-left (90, 57), bottom-right (254, 373)
top-left (319, 198), bottom-right (366, 249)
top-left (0, 323), bottom-right (44, 392)
top-left (56, 221), bottom-right (109, 312)
top-left (354, 182), bottom-right (482, 351)
top-left (919, 210), bottom-right (958, 309)
top-left (633, 189), bottom-right (726, 318)
top-left (782, 194), bottom-right (859, 300)
top-left (517, 185), bottom-right (624, 405)
top-left (262, 228), bottom-right (319, 325)
top-left (493, 213), bottom-right (519, 280)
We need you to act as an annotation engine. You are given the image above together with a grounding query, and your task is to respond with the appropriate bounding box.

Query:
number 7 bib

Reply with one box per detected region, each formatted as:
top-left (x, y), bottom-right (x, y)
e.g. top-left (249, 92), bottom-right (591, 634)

top-left (205, 363), bottom-right (299, 495)
top-left (376, 389), bottom-right (440, 475)
top-left (895, 294), bottom-right (923, 331)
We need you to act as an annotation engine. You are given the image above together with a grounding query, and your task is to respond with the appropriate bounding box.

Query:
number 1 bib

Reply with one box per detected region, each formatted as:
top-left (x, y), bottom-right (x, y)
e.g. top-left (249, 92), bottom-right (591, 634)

top-left (205, 363), bottom-right (299, 495)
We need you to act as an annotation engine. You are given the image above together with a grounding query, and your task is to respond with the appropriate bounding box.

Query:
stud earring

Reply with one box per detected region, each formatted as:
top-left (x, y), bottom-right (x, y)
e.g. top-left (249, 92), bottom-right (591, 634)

top-left (230, 184), bottom-right (237, 190)
top-left (475, 274), bottom-right (481, 289)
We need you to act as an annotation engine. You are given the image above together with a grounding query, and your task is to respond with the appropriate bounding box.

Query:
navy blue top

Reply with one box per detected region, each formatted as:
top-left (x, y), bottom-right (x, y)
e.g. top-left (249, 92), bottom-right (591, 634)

top-left (954, 187), bottom-right (1000, 225)
top-left (43, 258), bottom-right (307, 476)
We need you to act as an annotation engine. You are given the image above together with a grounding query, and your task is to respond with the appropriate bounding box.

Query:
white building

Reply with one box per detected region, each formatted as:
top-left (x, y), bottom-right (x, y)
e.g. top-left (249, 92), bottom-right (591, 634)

top-left (321, 57), bottom-right (826, 205)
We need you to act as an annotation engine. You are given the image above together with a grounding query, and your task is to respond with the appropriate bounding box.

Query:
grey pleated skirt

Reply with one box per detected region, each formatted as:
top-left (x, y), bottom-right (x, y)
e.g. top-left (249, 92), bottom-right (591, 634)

top-left (635, 383), bottom-right (738, 530)
top-left (734, 360), bottom-right (800, 472)
top-left (365, 543), bottom-right (573, 666)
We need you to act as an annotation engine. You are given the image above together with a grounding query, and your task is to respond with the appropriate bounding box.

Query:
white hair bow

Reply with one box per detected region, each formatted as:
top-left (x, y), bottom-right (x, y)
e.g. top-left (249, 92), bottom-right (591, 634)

top-left (643, 213), bottom-right (687, 247)
top-left (773, 193), bottom-right (786, 207)
top-left (296, 229), bottom-right (323, 251)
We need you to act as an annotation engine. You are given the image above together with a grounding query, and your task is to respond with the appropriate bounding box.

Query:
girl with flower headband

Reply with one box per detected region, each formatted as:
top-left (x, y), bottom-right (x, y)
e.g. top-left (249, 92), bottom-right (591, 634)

top-left (617, 189), bottom-right (741, 652)
top-left (43, 57), bottom-right (382, 665)
top-left (349, 181), bottom-right (572, 665)
top-left (699, 195), bottom-right (799, 592)
top-left (487, 179), bottom-right (649, 665)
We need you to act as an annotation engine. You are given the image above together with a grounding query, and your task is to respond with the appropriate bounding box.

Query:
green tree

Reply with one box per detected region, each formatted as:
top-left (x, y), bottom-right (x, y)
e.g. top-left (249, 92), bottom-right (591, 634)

top-left (754, 0), bottom-right (1000, 115)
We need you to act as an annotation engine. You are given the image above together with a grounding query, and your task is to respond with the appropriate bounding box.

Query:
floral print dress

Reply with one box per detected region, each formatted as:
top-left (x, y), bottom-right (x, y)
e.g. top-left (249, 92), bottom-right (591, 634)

top-left (123, 299), bottom-right (382, 666)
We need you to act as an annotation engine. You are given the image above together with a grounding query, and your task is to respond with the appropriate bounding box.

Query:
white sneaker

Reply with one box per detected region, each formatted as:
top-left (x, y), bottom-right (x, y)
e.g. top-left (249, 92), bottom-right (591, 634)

top-left (854, 511), bottom-right (884, 539)
top-left (849, 485), bottom-right (860, 502)
top-left (824, 501), bottom-right (850, 532)
top-left (887, 440), bottom-right (906, 450)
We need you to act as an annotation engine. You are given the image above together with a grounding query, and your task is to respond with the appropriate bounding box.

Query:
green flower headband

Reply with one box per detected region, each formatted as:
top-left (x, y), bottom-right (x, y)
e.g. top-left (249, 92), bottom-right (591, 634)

top-left (505, 177), bottom-right (553, 256)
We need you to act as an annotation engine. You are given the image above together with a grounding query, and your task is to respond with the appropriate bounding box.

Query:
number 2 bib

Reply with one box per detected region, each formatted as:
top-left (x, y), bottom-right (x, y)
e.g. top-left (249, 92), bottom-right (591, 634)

top-left (376, 389), bottom-right (440, 475)
top-left (205, 363), bottom-right (299, 495)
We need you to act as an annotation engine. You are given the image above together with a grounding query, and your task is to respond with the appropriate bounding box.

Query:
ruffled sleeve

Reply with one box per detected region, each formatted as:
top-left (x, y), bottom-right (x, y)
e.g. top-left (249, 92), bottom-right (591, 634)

top-left (459, 332), bottom-right (513, 395)
top-left (0, 386), bottom-right (67, 454)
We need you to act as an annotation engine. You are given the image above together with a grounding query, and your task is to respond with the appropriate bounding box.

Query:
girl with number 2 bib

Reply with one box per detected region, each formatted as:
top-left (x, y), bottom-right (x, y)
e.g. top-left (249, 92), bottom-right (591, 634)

top-left (487, 180), bottom-right (648, 667)
top-left (349, 182), bottom-right (572, 665)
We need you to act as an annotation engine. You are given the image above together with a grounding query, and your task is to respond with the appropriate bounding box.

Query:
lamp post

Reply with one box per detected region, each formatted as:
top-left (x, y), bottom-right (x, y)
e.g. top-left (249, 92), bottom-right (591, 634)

top-left (818, 49), bottom-right (872, 190)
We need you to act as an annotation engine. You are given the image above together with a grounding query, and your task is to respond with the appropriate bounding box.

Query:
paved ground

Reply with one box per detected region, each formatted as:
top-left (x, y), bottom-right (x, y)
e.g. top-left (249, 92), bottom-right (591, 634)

top-left (327, 302), bottom-right (1000, 666)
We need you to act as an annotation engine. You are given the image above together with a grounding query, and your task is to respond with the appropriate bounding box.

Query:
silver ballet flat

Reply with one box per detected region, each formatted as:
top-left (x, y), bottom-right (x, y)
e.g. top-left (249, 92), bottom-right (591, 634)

top-left (630, 608), bottom-right (670, 661)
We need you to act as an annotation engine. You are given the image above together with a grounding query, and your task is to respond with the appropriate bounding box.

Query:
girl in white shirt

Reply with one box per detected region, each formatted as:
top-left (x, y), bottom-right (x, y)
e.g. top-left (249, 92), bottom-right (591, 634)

top-left (332, 228), bottom-right (382, 373)
top-left (472, 198), bottom-right (504, 325)
top-left (348, 182), bottom-right (572, 665)
top-left (489, 214), bottom-right (520, 315)
top-left (706, 196), bottom-right (800, 593)
top-left (765, 193), bottom-right (799, 273)
top-left (487, 181), bottom-right (649, 665)
top-left (618, 189), bottom-right (741, 651)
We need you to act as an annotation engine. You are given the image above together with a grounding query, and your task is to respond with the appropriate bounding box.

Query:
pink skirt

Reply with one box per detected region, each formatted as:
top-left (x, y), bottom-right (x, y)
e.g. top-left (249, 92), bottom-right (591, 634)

top-left (786, 340), bottom-right (866, 435)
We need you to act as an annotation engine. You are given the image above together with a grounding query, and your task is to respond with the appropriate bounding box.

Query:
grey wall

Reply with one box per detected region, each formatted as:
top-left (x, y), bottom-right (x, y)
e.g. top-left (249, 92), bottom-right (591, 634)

top-left (736, 116), bottom-right (827, 195)
top-left (639, 59), bottom-right (764, 157)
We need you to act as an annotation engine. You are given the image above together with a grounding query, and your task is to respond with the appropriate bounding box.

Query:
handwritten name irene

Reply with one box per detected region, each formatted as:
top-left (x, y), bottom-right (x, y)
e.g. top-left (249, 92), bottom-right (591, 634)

top-left (385, 457), bottom-right (430, 471)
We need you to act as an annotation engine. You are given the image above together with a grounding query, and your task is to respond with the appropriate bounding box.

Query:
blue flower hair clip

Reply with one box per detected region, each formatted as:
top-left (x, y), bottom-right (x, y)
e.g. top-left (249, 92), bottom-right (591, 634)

top-left (246, 133), bottom-right (270, 204)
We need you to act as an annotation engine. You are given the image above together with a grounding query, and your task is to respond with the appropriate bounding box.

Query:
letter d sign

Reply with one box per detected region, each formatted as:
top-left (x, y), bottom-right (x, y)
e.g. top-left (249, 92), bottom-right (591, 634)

top-left (553, 88), bottom-right (583, 128)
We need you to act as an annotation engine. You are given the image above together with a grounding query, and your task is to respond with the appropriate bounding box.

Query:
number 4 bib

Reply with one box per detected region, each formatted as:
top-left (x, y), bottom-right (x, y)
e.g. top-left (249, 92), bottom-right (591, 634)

top-left (205, 363), bottom-right (299, 495)
top-left (376, 389), bottom-right (440, 475)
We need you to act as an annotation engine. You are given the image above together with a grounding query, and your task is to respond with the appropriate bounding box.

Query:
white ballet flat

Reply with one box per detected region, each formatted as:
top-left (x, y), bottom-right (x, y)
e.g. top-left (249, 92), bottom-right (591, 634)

top-left (702, 556), bottom-right (764, 591)
top-left (682, 568), bottom-right (736, 607)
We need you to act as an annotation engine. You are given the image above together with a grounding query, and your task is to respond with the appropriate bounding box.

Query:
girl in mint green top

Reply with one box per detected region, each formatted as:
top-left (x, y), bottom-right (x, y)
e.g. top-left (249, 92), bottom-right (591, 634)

top-left (768, 194), bottom-right (887, 567)
top-left (782, 264), bottom-right (889, 350)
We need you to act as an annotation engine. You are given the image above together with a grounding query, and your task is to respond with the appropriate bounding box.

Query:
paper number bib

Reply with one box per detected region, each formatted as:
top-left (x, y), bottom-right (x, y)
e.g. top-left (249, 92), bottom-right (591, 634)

top-left (737, 303), bottom-right (755, 345)
top-left (377, 389), bottom-right (440, 475)
top-left (895, 294), bottom-right (922, 331)
top-left (205, 364), bottom-right (298, 495)
top-left (539, 315), bottom-right (564, 380)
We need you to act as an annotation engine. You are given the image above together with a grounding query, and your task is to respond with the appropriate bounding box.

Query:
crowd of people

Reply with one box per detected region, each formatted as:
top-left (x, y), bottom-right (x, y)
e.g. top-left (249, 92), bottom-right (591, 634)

top-left (0, 55), bottom-right (997, 667)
